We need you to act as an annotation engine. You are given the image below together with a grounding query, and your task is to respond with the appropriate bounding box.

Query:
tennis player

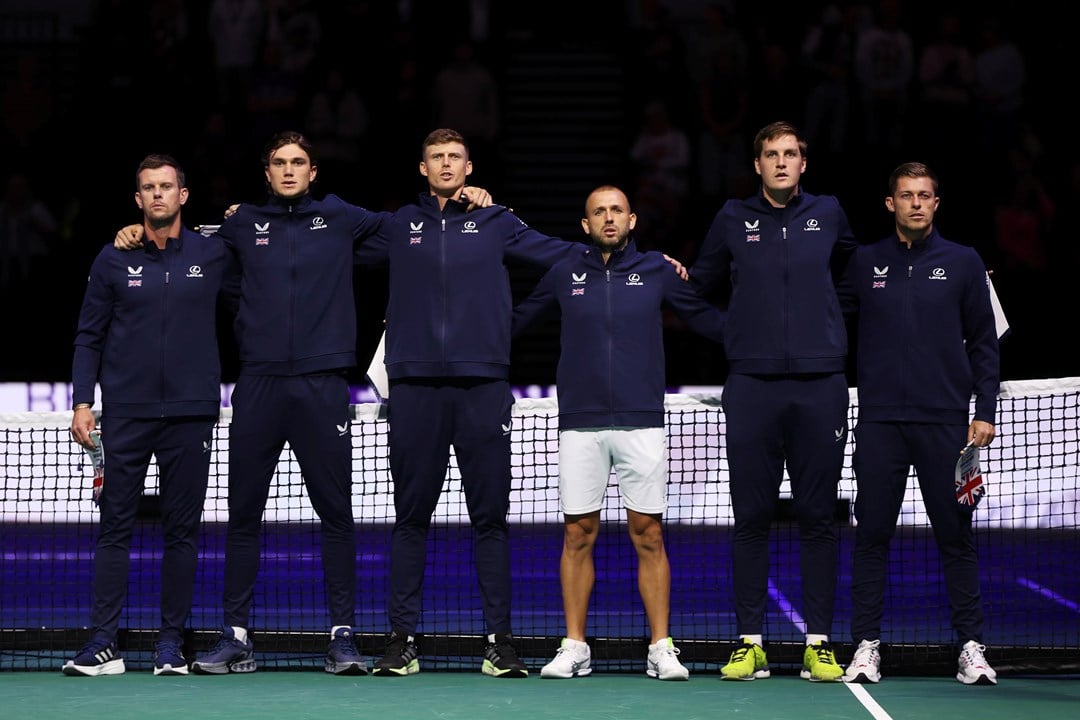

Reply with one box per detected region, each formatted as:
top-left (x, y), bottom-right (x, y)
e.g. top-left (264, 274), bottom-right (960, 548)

top-left (355, 128), bottom-right (579, 678)
top-left (514, 186), bottom-right (725, 681)
top-left (688, 121), bottom-right (856, 682)
top-left (65, 154), bottom-right (234, 677)
top-left (841, 162), bottom-right (999, 685)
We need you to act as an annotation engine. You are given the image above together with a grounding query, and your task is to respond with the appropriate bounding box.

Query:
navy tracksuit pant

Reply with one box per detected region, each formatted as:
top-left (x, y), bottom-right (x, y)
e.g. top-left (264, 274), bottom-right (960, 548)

top-left (91, 415), bottom-right (214, 644)
top-left (223, 373), bottom-right (356, 628)
top-left (850, 420), bottom-right (984, 645)
top-left (386, 378), bottom-right (515, 636)
top-left (722, 372), bottom-right (849, 637)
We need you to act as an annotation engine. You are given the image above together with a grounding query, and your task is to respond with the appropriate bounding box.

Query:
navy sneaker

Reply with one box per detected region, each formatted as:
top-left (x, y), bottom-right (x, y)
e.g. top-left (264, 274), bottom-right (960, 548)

top-left (191, 627), bottom-right (256, 674)
top-left (325, 627), bottom-right (368, 676)
top-left (62, 638), bottom-right (125, 676)
top-left (153, 639), bottom-right (189, 676)
top-left (482, 633), bottom-right (528, 678)
top-left (373, 631), bottom-right (419, 676)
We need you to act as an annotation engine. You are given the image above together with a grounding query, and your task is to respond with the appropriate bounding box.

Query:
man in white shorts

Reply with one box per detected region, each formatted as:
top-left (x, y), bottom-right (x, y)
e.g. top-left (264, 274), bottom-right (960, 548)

top-left (512, 185), bottom-right (725, 680)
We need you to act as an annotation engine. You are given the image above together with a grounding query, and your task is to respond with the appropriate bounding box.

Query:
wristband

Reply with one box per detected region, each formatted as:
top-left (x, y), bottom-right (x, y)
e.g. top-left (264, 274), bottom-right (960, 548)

top-left (74, 403), bottom-right (92, 410)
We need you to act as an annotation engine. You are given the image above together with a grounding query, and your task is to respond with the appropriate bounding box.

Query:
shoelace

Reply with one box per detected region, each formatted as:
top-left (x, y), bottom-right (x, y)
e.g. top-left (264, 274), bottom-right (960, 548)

top-left (961, 644), bottom-right (989, 666)
top-left (852, 644), bottom-right (879, 667)
top-left (155, 641), bottom-right (183, 657)
top-left (810, 644), bottom-right (837, 664)
top-left (729, 644), bottom-right (752, 663)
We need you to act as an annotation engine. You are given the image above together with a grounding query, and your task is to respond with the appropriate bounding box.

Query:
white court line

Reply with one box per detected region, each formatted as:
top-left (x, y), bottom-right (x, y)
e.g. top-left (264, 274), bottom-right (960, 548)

top-left (846, 683), bottom-right (894, 720)
top-left (1017, 577), bottom-right (1080, 613)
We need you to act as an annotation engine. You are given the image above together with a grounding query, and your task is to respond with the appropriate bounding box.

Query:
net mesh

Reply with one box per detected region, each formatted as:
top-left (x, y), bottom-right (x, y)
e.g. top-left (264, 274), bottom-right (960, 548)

top-left (2, 378), bottom-right (1078, 674)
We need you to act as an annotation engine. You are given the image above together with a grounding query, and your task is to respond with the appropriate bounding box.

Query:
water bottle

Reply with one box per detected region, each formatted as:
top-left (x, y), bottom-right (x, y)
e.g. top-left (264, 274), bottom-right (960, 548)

top-left (86, 429), bottom-right (104, 506)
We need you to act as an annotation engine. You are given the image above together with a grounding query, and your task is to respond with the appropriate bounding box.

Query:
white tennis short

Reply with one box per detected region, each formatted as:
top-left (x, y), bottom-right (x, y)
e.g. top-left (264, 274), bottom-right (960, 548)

top-left (558, 427), bottom-right (668, 515)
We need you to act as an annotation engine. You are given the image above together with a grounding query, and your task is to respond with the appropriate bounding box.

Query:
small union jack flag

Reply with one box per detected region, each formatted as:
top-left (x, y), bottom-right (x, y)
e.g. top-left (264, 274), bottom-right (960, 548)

top-left (256, 238), bottom-right (269, 245)
top-left (873, 281), bottom-right (886, 289)
top-left (955, 459), bottom-right (985, 506)
top-left (571, 288), bottom-right (585, 296)
top-left (128, 279), bottom-right (141, 287)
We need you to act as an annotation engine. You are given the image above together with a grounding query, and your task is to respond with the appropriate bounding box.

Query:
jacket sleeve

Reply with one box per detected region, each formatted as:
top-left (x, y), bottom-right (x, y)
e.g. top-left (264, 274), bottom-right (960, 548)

top-left (831, 199), bottom-right (859, 319)
top-left (662, 264), bottom-right (726, 343)
top-left (512, 263), bottom-right (560, 338)
top-left (344, 201), bottom-right (392, 266)
top-left (71, 249), bottom-right (113, 405)
top-left (689, 206), bottom-right (732, 298)
top-left (962, 251), bottom-right (1000, 423)
top-left (500, 209), bottom-right (579, 269)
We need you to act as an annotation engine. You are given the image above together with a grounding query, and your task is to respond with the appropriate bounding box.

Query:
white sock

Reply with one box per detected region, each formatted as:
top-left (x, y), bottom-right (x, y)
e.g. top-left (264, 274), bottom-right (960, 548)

top-left (231, 626), bottom-right (248, 644)
top-left (806, 634), bottom-right (829, 646)
top-left (331, 625), bottom-right (350, 637)
top-left (741, 634), bottom-right (763, 647)
top-left (563, 637), bottom-right (588, 650)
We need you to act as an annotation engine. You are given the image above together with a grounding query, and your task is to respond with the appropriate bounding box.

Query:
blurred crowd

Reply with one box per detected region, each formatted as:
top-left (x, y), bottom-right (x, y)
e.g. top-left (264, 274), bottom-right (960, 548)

top-left (1, 0), bottom-right (1071, 384)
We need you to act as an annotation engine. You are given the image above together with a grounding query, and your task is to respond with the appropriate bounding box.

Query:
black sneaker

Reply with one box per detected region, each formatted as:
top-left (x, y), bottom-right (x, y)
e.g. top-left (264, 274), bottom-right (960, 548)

top-left (373, 631), bottom-right (419, 676)
top-left (482, 633), bottom-right (528, 678)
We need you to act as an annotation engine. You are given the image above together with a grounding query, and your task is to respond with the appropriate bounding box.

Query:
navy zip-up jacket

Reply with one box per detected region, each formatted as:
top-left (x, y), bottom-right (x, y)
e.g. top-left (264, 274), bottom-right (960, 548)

top-left (843, 228), bottom-right (999, 425)
top-left (72, 228), bottom-right (234, 418)
top-left (217, 193), bottom-right (390, 375)
top-left (513, 240), bottom-right (726, 429)
top-left (356, 193), bottom-right (575, 380)
top-left (690, 190), bottom-right (856, 375)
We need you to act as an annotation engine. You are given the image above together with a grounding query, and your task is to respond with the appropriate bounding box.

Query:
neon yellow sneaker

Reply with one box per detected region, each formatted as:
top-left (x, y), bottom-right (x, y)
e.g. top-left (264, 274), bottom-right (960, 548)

top-left (720, 640), bottom-right (770, 680)
top-left (801, 641), bottom-right (844, 682)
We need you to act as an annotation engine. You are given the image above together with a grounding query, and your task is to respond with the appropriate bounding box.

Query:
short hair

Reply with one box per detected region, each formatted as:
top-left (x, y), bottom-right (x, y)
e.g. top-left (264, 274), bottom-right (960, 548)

top-left (753, 121), bottom-right (807, 158)
top-left (135, 154), bottom-right (185, 190)
top-left (422, 128), bottom-right (469, 159)
top-left (262, 130), bottom-right (317, 168)
top-left (888, 162), bottom-right (939, 195)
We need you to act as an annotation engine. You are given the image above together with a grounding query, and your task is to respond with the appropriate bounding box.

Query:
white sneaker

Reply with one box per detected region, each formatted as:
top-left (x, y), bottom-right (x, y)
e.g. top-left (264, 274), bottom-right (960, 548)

top-left (540, 638), bottom-right (591, 679)
top-left (844, 639), bottom-right (881, 683)
top-left (957, 640), bottom-right (997, 685)
top-left (647, 637), bottom-right (689, 681)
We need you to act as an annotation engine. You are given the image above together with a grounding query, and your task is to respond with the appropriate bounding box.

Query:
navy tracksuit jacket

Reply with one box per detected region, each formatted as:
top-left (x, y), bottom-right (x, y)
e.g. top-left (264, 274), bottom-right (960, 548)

top-left (844, 228), bottom-right (999, 645)
top-left (513, 239), bottom-right (725, 430)
top-left (356, 193), bottom-right (575, 636)
top-left (690, 189), bottom-right (857, 636)
top-left (214, 192), bottom-right (391, 628)
top-left (72, 227), bottom-right (232, 643)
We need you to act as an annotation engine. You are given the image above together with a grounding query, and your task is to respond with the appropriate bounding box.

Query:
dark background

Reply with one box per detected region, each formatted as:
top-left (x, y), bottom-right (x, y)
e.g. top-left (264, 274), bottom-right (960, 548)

top-left (1, 0), bottom-right (1072, 388)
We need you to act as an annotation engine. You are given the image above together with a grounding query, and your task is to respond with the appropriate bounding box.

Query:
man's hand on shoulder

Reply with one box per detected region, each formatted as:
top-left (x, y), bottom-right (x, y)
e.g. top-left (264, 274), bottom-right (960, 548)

top-left (224, 203), bottom-right (240, 218)
top-left (461, 185), bottom-right (493, 211)
top-left (114, 225), bottom-right (143, 250)
top-left (663, 253), bottom-right (689, 281)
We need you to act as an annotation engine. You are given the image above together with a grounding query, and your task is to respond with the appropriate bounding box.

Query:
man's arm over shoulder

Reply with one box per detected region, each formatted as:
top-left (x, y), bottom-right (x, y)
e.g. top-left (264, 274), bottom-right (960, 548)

top-left (661, 257), bottom-right (726, 344)
top-left (512, 261), bottom-right (562, 338)
top-left (688, 202), bottom-right (736, 296)
top-left (498, 207), bottom-right (579, 269)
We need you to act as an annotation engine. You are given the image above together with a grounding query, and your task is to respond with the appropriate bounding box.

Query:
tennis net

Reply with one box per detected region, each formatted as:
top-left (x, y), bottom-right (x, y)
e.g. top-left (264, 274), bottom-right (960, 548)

top-left (2, 378), bottom-right (1077, 674)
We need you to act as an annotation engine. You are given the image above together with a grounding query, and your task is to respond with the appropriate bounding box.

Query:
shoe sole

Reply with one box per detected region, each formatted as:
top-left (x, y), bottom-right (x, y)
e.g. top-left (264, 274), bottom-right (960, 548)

top-left (540, 666), bottom-right (591, 679)
top-left (372, 661), bottom-right (420, 676)
top-left (61, 659), bottom-right (125, 676)
top-left (326, 661), bottom-right (369, 676)
top-left (800, 669), bottom-right (844, 682)
top-left (482, 661), bottom-right (528, 678)
top-left (721, 668), bottom-right (770, 681)
top-left (957, 673), bottom-right (997, 685)
top-left (844, 671), bottom-right (880, 683)
top-left (647, 669), bottom-right (690, 681)
top-left (191, 658), bottom-right (257, 675)
top-left (154, 664), bottom-right (190, 676)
